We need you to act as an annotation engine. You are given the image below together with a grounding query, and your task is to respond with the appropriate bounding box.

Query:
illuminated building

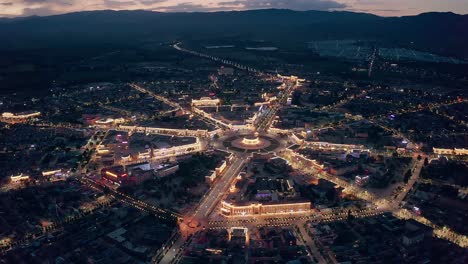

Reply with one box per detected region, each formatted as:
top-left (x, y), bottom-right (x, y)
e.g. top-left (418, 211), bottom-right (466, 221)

top-left (205, 170), bottom-right (217, 183)
top-left (153, 139), bottom-right (202, 160)
top-left (221, 201), bottom-right (310, 217)
top-left (98, 131), bottom-right (129, 151)
top-left (95, 118), bottom-right (115, 125)
top-left (119, 125), bottom-right (209, 137)
top-left (303, 141), bottom-right (367, 152)
top-left (216, 160), bottom-right (227, 175)
top-left (229, 227), bottom-right (248, 246)
top-left (206, 159), bottom-right (229, 183)
top-left (97, 148), bottom-right (111, 154)
top-left (191, 97), bottom-right (221, 107)
top-left (2, 111), bottom-right (40, 119)
top-left (10, 173), bottom-right (30, 183)
top-left (101, 166), bottom-right (127, 185)
top-left (355, 175), bottom-right (370, 187)
top-left (138, 149), bottom-right (152, 160)
top-left (454, 148), bottom-right (468, 155)
top-left (101, 165), bottom-right (148, 186)
top-left (42, 169), bottom-right (62, 177)
top-left (93, 117), bottom-right (127, 128)
top-left (433, 147), bottom-right (468, 156)
top-left (121, 153), bottom-right (132, 162)
top-left (1, 111), bottom-right (41, 123)
top-left (113, 117), bottom-right (126, 124)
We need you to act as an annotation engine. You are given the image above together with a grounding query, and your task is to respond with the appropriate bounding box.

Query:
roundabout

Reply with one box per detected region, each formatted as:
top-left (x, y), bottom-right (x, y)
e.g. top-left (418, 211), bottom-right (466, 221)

top-left (221, 132), bottom-right (282, 153)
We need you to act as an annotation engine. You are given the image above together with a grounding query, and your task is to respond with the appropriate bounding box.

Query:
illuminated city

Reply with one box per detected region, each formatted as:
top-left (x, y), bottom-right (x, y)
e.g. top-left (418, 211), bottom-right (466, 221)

top-left (0, 3), bottom-right (467, 264)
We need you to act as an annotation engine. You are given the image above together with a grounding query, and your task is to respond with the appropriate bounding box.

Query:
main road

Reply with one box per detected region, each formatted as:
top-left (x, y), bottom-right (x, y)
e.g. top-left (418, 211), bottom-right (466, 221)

top-left (157, 155), bottom-right (247, 264)
top-left (157, 43), bottom-right (301, 263)
top-left (193, 155), bottom-right (247, 219)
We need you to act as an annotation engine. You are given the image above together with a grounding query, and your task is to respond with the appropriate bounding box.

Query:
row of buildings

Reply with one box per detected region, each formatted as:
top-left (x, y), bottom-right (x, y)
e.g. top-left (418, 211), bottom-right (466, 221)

top-left (101, 162), bottom-right (179, 186)
top-left (0, 111), bottom-right (41, 123)
top-left (205, 152), bottom-right (233, 183)
top-left (433, 147), bottom-right (468, 156)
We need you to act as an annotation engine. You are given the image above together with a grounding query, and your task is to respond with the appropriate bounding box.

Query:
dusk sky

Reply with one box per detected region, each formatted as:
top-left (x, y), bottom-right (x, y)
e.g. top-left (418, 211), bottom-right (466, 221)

top-left (1, 0), bottom-right (468, 18)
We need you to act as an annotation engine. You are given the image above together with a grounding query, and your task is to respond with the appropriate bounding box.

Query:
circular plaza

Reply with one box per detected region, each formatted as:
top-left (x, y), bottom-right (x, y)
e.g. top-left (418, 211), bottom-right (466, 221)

top-left (221, 133), bottom-right (281, 153)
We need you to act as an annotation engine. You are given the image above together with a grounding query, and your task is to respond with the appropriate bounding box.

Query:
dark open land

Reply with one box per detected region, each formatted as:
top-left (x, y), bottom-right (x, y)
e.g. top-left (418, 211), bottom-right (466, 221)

top-left (1, 9), bottom-right (467, 96)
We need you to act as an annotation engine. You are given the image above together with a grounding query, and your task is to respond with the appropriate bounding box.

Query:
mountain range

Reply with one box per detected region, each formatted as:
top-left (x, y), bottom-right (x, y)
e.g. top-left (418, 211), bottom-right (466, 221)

top-left (0, 9), bottom-right (467, 58)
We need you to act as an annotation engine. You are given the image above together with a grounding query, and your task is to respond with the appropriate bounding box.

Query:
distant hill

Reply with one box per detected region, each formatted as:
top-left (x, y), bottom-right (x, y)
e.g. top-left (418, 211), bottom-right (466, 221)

top-left (0, 9), bottom-right (467, 58)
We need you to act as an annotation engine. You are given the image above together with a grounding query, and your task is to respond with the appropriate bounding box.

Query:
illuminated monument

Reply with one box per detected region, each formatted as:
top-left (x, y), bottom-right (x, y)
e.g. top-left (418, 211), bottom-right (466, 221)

top-left (241, 132), bottom-right (261, 145)
top-left (222, 131), bottom-right (282, 153)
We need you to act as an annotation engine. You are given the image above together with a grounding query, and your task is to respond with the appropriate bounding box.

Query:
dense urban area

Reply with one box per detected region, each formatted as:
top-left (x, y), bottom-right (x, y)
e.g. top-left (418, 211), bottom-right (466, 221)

top-left (0, 11), bottom-right (467, 263)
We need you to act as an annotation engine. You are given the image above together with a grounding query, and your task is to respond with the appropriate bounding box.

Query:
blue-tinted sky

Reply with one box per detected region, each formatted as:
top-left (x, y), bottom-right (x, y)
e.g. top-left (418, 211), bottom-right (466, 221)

top-left (1, 0), bottom-right (467, 17)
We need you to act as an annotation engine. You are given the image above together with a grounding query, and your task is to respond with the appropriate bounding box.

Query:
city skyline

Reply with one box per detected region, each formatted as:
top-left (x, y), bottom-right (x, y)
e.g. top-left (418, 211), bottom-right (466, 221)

top-left (1, 0), bottom-right (468, 18)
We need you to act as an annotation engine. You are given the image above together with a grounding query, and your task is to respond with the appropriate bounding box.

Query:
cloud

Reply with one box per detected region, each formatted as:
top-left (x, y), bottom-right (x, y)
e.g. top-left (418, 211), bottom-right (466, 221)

top-left (11, 0), bottom-right (169, 16)
top-left (22, 0), bottom-right (70, 4)
top-left (156, 2), bottom-right (230, 12)
top-left (156, 0), bottom-right (347, 13)
top-left (22, 0), bottom-right (47, 3)
top-left (103, 0), bottom-right (138, 8)
top-left (139, 0), bottom-right (167, 5)
top-left (218, 0), bottom-right (346, 11)
top-left (22, 6), bottom-right (56, 16)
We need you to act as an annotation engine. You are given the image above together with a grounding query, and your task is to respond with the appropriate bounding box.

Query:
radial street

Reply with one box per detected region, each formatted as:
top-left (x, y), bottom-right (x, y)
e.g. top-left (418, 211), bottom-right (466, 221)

top-left (154, 43), bottom-right (467, 263)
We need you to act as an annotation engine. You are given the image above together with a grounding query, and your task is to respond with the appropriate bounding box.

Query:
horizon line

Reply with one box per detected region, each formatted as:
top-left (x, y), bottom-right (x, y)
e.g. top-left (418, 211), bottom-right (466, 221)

top-left (0, 8), bottom-right (466, 20)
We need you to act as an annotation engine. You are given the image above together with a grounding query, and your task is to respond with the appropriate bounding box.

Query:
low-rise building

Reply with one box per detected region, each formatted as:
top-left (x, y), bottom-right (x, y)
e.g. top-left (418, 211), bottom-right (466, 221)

top-left (218, 66), bottom-right (234, 76)
top-left (221, 200), bottom-right (310, 217)
top-left (10, 173), bottom-right (30, 183)
top-left (155, 164), bottom-right (179, 178)
top-left (402, 219), bottom-right (433, 246)
top-left (192, 97), bottom-right (221, 107)
top-left (355, 175), bottom-right (370, 187)
top-left (329, 164), bottom-right (358, 176)
top-left (433, 147), bottom-right (468, 156)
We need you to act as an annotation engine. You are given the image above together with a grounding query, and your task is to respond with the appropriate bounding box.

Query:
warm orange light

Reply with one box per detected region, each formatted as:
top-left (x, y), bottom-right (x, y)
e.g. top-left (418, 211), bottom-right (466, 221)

top-left (106, 171), bottom-right (118, 178)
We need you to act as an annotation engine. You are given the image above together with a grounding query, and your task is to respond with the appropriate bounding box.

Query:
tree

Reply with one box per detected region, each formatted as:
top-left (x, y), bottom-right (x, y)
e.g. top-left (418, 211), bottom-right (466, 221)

top-left (347, 209), bottom-right (355, 222)
top-left (404, 169), bottom-right (412, 183)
